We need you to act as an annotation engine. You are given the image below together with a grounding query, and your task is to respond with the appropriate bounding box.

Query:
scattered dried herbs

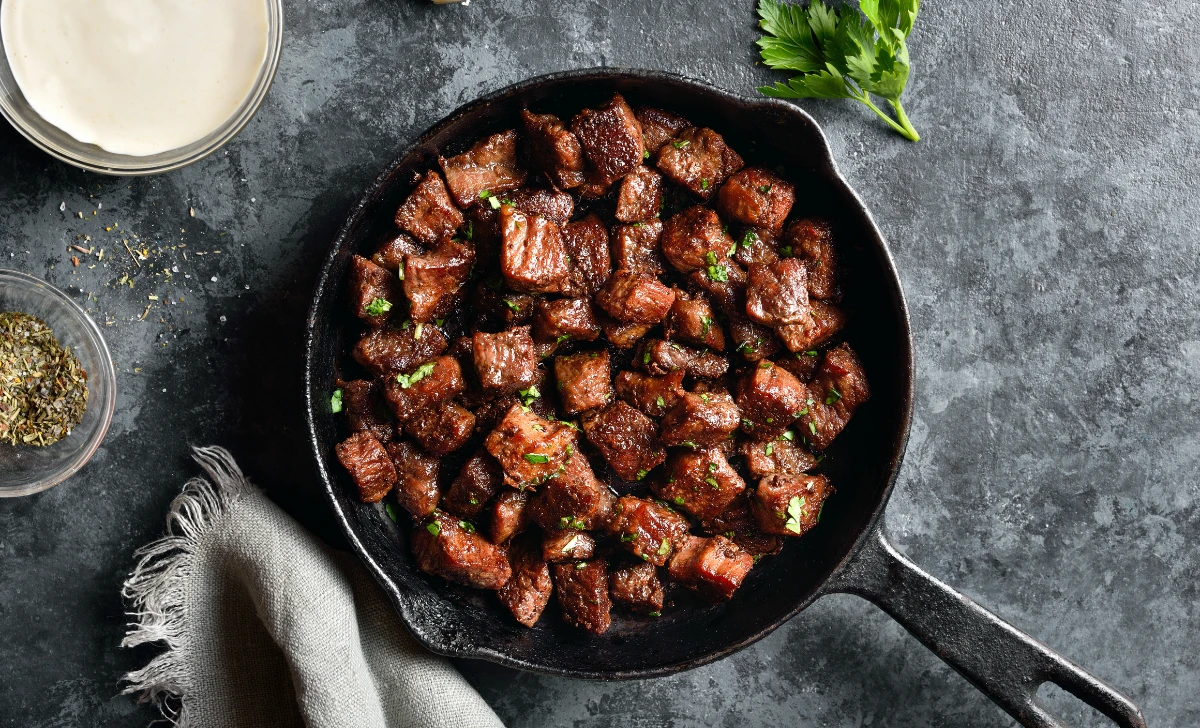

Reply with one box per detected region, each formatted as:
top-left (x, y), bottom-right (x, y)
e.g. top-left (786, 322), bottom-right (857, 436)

top-left (0, 312), bottom-right (88, 446)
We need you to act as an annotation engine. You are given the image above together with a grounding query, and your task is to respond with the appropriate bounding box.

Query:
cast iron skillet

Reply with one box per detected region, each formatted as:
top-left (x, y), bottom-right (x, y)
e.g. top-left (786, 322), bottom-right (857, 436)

top-left (304, 69), bottom-right (1145, 728)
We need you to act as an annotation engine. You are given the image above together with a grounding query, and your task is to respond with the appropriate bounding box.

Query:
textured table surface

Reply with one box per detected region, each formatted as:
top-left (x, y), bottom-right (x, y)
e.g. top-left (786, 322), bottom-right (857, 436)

top-left (1, 1), bottom-right (1196, 726)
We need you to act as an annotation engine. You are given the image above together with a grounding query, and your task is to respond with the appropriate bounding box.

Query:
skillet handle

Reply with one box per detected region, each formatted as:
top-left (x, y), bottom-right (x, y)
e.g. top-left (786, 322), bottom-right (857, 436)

top-left (825, 527), bottom-right (1145, 728)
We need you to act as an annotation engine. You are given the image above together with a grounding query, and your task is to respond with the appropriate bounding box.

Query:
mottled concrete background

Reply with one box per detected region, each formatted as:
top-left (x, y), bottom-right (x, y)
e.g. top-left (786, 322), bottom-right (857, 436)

top-left (1, 1), bottom-right (1196, 726)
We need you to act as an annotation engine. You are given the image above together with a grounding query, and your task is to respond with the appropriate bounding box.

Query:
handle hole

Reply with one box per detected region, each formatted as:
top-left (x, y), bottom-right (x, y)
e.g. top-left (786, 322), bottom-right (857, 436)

top-left (1036, 681), bottom-right (1118, 727)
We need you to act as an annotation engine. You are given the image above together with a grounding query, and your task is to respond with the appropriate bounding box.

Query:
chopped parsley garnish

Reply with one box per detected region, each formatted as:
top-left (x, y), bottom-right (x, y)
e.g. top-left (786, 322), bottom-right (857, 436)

top-left (656, 396), bottom-right (666, 408)
top-left (700, 315), bottom-right (714, 337)
top-left (489, 196), bottom-right (502, 210)
top-left (575, 561), bottom-right (587, 569)
top-left (825, 385), bottom-right (842, 405)
top-left (524, 453), bottom-right (550, 464)
top-left (396, 260), bottom-right (405, 280)
top-left (620, 532), bottom-right (636, 542)
top-left (435, 318), bottom-right (445, 327)
top-left (396, 361), bottom-right (436, 389)
top-left (657, 539), bottom-right (671, 556)
top-left (680, 440), bottom-right (698, 449)
top-left (643, 349), bottom-right (652, 365)
top-left (459, 520), bottom-right (476, 533)
top-left (468, 496), bottom-right (479, 505)
top-left (765, 442), bottom-right (775, 456)
top-left (556, 333), bottom-right (571, 343)
top-left (758, 184), bottom-right (773, 194)
top-left (647, 610), bottom-right (661, 617)
top-left (808, 421), bottom-right (818, 436)
top-left (479, 189), bottom-right (492, 199)
top-left (426, 521), bottom-right (441, 537)
top-left (559, 516), bottom-right (587, 530)
top-left (741, 417), bottom-right (754, 429)
top-left (707, 462), bottom-right (718, 473)
top-left (464, 220), bottom-right (474, 240)
top-left (363, 298), bottom-right (393, 317)
top-left (705, 476), bottom-right (720, 488)
top-left (704, 251), bottom-right (729, 282)
top-left (643, 149), bottom-right (651, 159)
top-left (561, 534), bottom-right (582, 552)
top-left (503, 298), bottom-right (521, 313)
top-left (413, 322), bottom-right (424, 340)
top-left (780, 430), bottom-right (795, 441)
top-left (804, 350), bottom-right (819, 357)
top-left (673, 495), bottom-right (686, 505)
top-left (636, 469), bottom-right (648, 480)
top-left (330, 389), bottom-right (344, 414)
top-left (700, 179), bottom-right (709, 190)
top-left (780, 244), bottom-right (794, 258)
top-left (760, 360), bottom-right (773, 368)
top-left (672, 139), bottom-right (690, 148)
top-left (785, 495), bottom-right (808, 534)
top-left (817, 501), bottom-right (826, 522)
top-left (385, 503), bottom-right (398, 522)
top-left (700, 393), bottom-right (709, 403)
top-left (518, 384), bottom-right (541, 406)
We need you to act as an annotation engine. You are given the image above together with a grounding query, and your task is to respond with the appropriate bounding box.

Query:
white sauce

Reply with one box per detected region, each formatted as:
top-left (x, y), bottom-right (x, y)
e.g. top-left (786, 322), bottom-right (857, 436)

top-left (1, 0), bottom-right (269, 156)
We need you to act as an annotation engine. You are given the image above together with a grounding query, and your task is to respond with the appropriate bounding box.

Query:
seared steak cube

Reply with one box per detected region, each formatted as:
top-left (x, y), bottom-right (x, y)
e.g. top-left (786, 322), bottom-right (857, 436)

top-left (349, 255), bottom-right (401, 327)
top-left (335, 432), bottom-right (397, 503)
top-left (598, 313), bottom-right (653, 349)
top-left (735, 361), bottom-right (809, 440)
top-left (595, 271), bottom-right (676, 324)
top-left (412, 510), bottom-right (511, 590)
top-left (554, 350), bottom-right (613, 414)
top-left (497, 535), bottom-right (553, 627)
top-left (472, 326), bottom-right (538, 393)
top-left (499, 205), bottom-right (570, 293)
top-left (609, 562), bottom-right (664, 615)
top-left (740, 436), bottom-right (817, 477)
top-left (661, 206), bottom-right (736, 274)
top-left (487, 489), bottom-right (530, 544)
top-left (745, 259), bottom-right (810, 326)
top-left (560, 214), bottom-right (612, 297)
top-left (655, 127), bottom-right (743, 200)
top-left (778, 349), bottom-right (822, 382)
top-left (659, 391), bottom-right (740, 448)
top-left (716, 167), bottom-right (795, 231)
top-left (571, 94), bottom-right (644, 188)
top-left (394, 171), bottom-right (464, 246)
top-left (582, 401), bottom-right (666, 481)
top-left (484, 403), bottom-right (577, 489)
top-left (667, 535), bottom-right (754, 601)
top-left (532, 297), bottom-right (601, 343)
top-left (785, 219), bottom-right (839, 300)
top-left (520, 109), bottom-right (587, 190)
top-left (440, 129), bottom-right (527, 208)
top-left (611, 220), bottom-right (666, 275)
top-left (402, 239), bottom-right (475, 322)
top-left (353, 323), bottom-right (448, 376)
top-left (509, 186), bottom-right (575, 227)
top-left (472, 283), bottom-right (534, 327)
top-left (701, 494), bottom-right (783, 557)
top-left (753, 474), bottom-right (833, 537)
top-left (606, 496), bottom-right (690, 566)
top-left (403, 401), bottom-right (475, 457)
top-left (385, 441), bottom-right (440, 517)
top-left (635, 106), bottom-right (691, 154)
top-left (636, 338), bottom-right (695, 376)
top-left (372, 232), bottom-right (423, 273)
top-left (338, 379), bottom-right (394, 443)
top-left (656, 448), bottom-right (745, 521)
top-left (382, 356), bottom-right (465, 423)
top-left (443, 449), bottom-right (505, 520)
top-left (466, 205), bottom-right (502, 266)
top-left (528, 454), bottom-right (615, 530)
top-left (614, 369), bottom-right (686, 418)
top-left (553, 560), bottom-right (612, 635)
top-left (615, 166), bottom-right (664, 223)
top-left (664, 288), bottom-right (724, 352)
top-left (798, 343), bottom-right (870, 450)
top-left (777, 300), bottom-right (846, 352)
top-left (543, 530), bottom-right (596, 563)
top-left (732, 227), bottom-right (781, 268)
top-left (728, 316), bottom-right (782, 363)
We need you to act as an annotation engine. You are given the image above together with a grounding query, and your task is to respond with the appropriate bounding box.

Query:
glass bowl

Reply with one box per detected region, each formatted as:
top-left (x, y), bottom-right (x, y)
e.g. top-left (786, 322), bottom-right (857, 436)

top-left (0, 0), bottom-right (284, 176)
top-left (0, 270), bottom-right (116, 496)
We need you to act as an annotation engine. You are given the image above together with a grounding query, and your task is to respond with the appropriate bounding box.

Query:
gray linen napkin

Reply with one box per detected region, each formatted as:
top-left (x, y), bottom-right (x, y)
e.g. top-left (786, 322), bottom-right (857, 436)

top-left (121, 446), bottom-right (505, 728)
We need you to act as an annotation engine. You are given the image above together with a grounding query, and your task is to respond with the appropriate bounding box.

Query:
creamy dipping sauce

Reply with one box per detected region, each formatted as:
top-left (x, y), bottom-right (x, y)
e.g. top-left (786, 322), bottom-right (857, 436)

top-left (1, 0), bottom-right (270, 157)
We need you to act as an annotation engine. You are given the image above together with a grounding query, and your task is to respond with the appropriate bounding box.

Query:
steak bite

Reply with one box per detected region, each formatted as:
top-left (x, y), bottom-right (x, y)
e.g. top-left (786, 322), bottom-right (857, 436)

top-left (610, 220), bottom-right (667, 275)
top-left (615, 166), bottom-right (664, 223)
top-left (777, 349), bottom-right (822, 382)
top-left (635, 338), bottom-right (695, 376)
top-left (412, 510), bottom-right (512, 590)
top-left (553, 560), bottom-right (612, 635)
top-left (484, 403), bottom-right (577, 489)
top-left (532, 297), bottom-right (601, 343)
top-left (581, 401), bottom-right (667, 481)
top-left (508, 186), bottom-right (575, 227)
top-left (472, 326), bottom-right (538, 393)
top-left (606, 496), bottom-right (690, 566)
top-left (656, 447), bottom-right (745, 521)
top-left (497, 535), bottom-right (553, 627)
top-left (655, 127), bottom-right (744, 200)
top-left (348, 255), bottom-right (401, 327)
top-left (528, 454), bottom-right (616, 530)
top-left (394, 171), bottom-right (465, 247)
top-left (520, 108), bottom-right (587, 189)
top-left (543, 530), bottom-right (596, 563)
top-left (382, 355), bottom-right (465, 423)
top-left (659, 391), bottom-right (740, 448)
top-left (560, 214), bottom-right (612, 297)
top-left (353, 323), bottom-right (448, 376)
top-left (385, 441), bottom-right (440, 517)
top-left (598, 313), bottom-right (653, 349)
top-left (701, 494), bottom-right (783, 557)
top-left (403, 401), bottom-right (475, 457)
top-left (735, 361), bottom-right (809, 440)
top-left (609, 562), bottom-right (664, 615)
top-left (776, 300), bottom-right (846, 353)
top-left (797, 343), bottom-right (870, 451)
top-left (716, 167), bottom-right (795, 231)
top-left (661, 206), bottom-right (736, 274)
top-left (440, 129), bottom-right (527, 208)
top-left (335, 432), bottom-right (397, 503)
top-left (664, 288), bottom-right (724, 352)
top-left (571, 94), bottom-right (644, 189)
top-left (554, 350), bottom-right (614, 415)
top-left (472, 283), bottom-right (534, 327)
top-left (614, 369), bottom-right (686, 418)
top-left (337, 379), bottom-right (394, 443)
top-left (740, 436), bottom-right (818, 478)
top-left (595, 271), bottom-right (676, 324)
top-left (372, 232), bottom-right (423, 273)
top-left (668, 535), bottom-right (755, 601)
top-left (443, 449), bottom-right (505, 520)
top-left (785, 218), bottom-right (839, 300)
top-left (745, 259), bottom-right (810, 326)
top-left (402, 239), bottom-right (476, 323)
top-left (635, 106), bottom-right (691, 154)
top-left (732, 227), bottom-right (781, 268)
top-left (499, 205), bottom-right (570, 294)
top-left (753, 474), bottom-right (833, 537)
top-left (487, 489), bottom-right (530, 544)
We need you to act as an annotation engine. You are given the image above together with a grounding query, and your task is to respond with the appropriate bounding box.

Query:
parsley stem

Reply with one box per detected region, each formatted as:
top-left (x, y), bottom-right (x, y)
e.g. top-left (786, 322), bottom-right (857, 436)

top-left (889, 99), bottom-right (920, 142)
top-left (857, 93), bottom-right (919, 142)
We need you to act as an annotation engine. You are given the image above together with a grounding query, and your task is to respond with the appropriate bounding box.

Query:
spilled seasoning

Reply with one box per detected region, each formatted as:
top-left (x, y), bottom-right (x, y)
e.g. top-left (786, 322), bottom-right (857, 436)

top-left (0, 312), bottom-right (88, 446)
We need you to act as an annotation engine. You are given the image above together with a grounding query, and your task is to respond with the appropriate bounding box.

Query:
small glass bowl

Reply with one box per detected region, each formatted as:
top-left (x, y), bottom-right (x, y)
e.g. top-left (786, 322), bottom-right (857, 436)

top-left (0, 0), bottom-right (284, 176)
top-left (0, 270), bottom-right (116, 496)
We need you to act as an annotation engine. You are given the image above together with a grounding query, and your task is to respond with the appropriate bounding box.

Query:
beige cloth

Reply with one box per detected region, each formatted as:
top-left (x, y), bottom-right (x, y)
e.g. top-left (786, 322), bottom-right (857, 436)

top-left (121, 446), bottom-right (504, 728)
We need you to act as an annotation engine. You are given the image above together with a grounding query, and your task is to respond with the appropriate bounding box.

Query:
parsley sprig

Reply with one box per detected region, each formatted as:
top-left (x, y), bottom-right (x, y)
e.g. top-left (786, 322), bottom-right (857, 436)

top-left (756, 0), bottom-right (921, 142)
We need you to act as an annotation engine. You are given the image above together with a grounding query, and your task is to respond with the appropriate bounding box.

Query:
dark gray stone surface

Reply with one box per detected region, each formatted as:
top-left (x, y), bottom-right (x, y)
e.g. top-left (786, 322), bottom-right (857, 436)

top-left (1, 1), bottom-right (1196, 726)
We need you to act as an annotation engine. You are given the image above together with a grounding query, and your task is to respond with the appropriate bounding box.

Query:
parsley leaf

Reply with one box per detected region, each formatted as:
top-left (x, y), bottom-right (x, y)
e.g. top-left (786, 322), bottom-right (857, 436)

top-left (518, 384), bottom-right (541, 406)
top-left (756, 0), bottom-right (921, 142)
top-left (363, 298), bottom-right (392, 317)
top-left (330, 388), bottom-right (344, 414)
top-left (785, 495), bottom-right (808, 533)
top-left (524, 453), bottom-right (550, 464)
top-left (426, 521), bottom-right (441, 537)
top-left (657, 539), bottom-right (671, 556)
top-left (396, 361), bottom-right (436, 389)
